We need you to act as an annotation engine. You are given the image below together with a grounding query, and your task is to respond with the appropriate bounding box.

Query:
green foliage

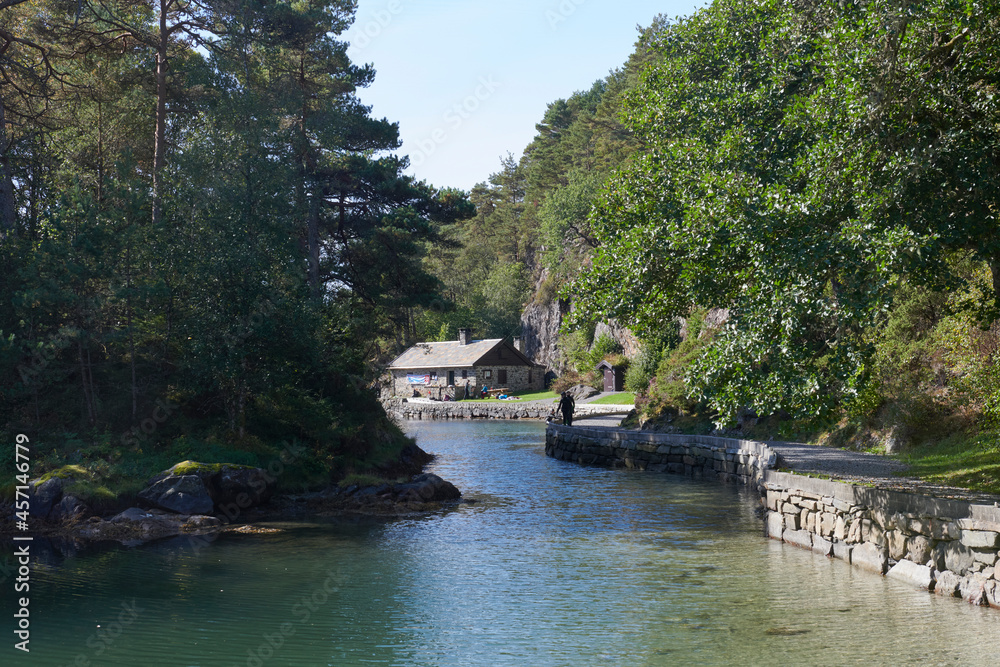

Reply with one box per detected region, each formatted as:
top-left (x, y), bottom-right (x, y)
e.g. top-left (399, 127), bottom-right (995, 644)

top-left (0, 0), bottom-right (451, 482)
top-left (568, 0), bottom-right (1000, 426)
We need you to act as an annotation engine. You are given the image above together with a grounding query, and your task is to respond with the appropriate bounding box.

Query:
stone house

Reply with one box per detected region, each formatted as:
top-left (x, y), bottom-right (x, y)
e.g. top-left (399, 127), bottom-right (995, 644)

top-left (388, 329), bottom-right (546, 399)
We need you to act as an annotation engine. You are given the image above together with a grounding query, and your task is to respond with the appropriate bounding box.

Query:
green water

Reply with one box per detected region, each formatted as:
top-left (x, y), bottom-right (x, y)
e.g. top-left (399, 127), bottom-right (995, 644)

top-left (4, 420), bottom-right (1000, 666)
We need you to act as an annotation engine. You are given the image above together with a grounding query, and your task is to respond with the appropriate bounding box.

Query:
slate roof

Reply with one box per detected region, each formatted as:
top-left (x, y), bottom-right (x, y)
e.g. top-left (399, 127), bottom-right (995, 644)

top-left (389, 339), bottom-right (536, 370)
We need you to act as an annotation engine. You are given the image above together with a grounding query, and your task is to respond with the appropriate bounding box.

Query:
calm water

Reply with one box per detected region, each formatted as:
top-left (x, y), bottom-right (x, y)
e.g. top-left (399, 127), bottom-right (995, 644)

top-left (4, 420), bottom-right (1000, 666)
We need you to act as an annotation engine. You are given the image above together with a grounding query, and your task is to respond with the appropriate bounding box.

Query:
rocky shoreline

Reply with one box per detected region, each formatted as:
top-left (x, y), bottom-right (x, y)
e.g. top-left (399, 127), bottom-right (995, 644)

top-left (4, 457), bottom-right (465, 552)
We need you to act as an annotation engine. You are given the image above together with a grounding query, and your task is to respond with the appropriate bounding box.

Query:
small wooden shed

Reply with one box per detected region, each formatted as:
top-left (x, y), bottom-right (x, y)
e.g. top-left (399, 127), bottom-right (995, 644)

top-left (596, 360), bottom-right (625, 392)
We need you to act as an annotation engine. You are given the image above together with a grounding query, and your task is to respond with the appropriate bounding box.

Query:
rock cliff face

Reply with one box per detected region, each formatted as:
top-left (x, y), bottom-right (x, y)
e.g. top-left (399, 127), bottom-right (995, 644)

top-left (521, 296), bottom-right (569, 372)
top-left (593, 319), bottom-right (641, 358)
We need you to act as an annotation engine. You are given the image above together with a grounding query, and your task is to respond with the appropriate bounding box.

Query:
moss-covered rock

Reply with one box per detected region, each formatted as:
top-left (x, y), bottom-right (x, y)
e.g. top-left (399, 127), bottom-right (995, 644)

top-left (140, 461), bottom-right (275, 515)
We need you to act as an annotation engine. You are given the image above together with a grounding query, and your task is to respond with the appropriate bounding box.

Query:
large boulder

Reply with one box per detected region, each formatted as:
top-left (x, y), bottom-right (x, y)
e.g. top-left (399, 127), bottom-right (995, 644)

top-left (139, 475), bottom-right (214, 515)
top-left (565, 384), bottom-right (600, 401)
top-left (395, 473), bottom-right (461, 503)
top-left (138, 461), bottom-right (276, 515)
top-left (216, 466), bottom-right (275, 507)
top-left (29, 477), bottom-right (64, 518)
top-left (49, 495), bottom-right (88, 524)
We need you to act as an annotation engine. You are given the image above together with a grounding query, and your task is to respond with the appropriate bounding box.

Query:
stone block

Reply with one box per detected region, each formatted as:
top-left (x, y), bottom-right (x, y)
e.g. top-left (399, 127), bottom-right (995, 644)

top-left (906, 535), bottom-right (932, 565)
top-left (783, 529), bottom-right (813, 550)
top-left (959, 574), bottom-right (990, 606)
top-left (847, 519), bottom-right (862, 544)
top-left (930, 520), bottom-right (960, 541)
top-left (820, 512), bottom-right (837, 538)
top-left (936, 541), bottom-right (976, 575)
top-left (986, 580), bottom-right (1000, 609)
top-left (833, 498), bottom-right (853, 513)
top-left (887, 530), bottom-right (908, 561)
top-left (934, 570), bottom-right (962, 597)
top-left (832, 541), bottom-right (853, 563)
top-left (767, 512), bottom-right (785, 540)
top-left (800, 500), bottom-right (818, 512)
top-left (886, 560), bottom-right (934, 591)
top-left (852, 542), bottom-right (888, 575)
top-left (782, 502), bottom-right (799, 515)
top-left (960, 530), bottom-right (1000, 550)
top-left (972, 549), bottom-right (998, 565)
top-left (812, 535), bottom-right (833, 556)
top-left (834, 516), bottom-right (848, 541)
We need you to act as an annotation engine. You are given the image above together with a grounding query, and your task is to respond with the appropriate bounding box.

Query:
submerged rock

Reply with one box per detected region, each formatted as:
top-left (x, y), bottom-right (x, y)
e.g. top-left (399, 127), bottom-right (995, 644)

top-left (322, 472), bottom-right (463, 514)
top-left (82, 507), bottom-right (222, 542)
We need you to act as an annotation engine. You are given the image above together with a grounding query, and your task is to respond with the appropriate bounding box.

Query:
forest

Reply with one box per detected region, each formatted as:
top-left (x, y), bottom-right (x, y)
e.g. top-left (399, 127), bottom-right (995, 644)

top-left (0, 0), bottom-right (472, 500)
top-left (425, 0), bottom-right (1000, 493)
top-left (3, 0), bottom-right (1000, 499)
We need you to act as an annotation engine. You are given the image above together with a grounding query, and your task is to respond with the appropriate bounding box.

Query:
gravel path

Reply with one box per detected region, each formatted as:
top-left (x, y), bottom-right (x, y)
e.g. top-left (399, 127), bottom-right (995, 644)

top-left (569, 415), bottom-right (997, 502)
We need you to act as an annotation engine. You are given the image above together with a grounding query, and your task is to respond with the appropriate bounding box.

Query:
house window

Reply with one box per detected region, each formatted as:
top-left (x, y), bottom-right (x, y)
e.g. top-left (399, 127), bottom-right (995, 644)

top-left (528, 370), bottom-right (532, 384)
top-left (498, 369), bottom-right (507, 385)
top-left (430, 372), bottom-right (438, 381)
top-left (462, 370), bottom-right (468, 379)
top-left (485, 370), bottom-right (492, 379)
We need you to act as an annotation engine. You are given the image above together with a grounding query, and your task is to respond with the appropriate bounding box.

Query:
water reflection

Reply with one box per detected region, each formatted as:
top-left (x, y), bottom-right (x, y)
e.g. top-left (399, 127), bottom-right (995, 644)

top-left (1, 419), bottom-right (998, 666)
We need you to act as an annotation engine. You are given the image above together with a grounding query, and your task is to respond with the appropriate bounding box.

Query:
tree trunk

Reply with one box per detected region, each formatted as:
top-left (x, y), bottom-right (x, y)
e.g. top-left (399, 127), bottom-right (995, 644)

top-left (152, 0), bottom-right (170, 227)
top-left (0, 88), bottom-right (17, 235)
top-left (77, 339), bottom-right (96, 425)
top-left (307, 180), bottom-right (321, 298)
top-left (991, 260), bottom-right (1000, 317)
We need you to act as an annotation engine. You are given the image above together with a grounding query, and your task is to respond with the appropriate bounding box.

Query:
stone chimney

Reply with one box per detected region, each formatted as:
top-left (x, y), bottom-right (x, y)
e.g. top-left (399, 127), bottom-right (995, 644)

top-left (458, 328), bottom-right (472, 345)
top-left (513, 336), bottom-right (522, 352)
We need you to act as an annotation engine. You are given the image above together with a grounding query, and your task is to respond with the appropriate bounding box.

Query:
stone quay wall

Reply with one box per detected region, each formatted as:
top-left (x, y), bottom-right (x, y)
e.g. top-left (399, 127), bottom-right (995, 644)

top-left (384, 399), bottom-right (632, 421)
top-left (762, 471), bottom-right (1000, 608)
top-left (546, 424), bottom-right (1000, 610)
top-left (545, 424), bottom-right (777, 487)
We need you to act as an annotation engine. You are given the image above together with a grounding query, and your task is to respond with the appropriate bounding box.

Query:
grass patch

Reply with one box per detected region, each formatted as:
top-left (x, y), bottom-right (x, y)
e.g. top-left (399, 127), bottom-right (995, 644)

top-left (897, 431), bottom-right (1000, 496)
top-left (463, 390), bottom-right (560, 403)
top-left (589, 392), bottom-right (636, 405)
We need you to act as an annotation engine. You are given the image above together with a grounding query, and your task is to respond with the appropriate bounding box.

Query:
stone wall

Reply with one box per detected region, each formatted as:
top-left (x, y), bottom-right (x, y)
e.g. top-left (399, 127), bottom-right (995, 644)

top-left (545, 425), bottom-right (776, 487)
top-left (384, 400), bottom-right (632, 421)
top-left (546, 424), bottom-right (1000, 610)
top-left (762, 471), bottom-right (1000, 608)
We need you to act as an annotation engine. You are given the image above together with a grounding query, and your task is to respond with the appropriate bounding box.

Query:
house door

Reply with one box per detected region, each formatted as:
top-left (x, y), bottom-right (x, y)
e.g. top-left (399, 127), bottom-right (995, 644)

top-left (603, 369), bottom-right (614, 392)
top-left (448, 371), bottom-right (455, 386)
top-left (497, 369), bottom-right (507, 386)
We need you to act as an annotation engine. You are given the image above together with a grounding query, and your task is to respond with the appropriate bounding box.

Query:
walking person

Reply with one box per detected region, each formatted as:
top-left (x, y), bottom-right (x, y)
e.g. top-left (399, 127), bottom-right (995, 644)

top-left (556, 391), bottom-right (576, 426)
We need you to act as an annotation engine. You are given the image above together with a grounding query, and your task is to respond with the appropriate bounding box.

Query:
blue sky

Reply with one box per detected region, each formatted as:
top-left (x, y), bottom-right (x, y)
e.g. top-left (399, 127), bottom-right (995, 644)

top-left (342, 0), bottom-right (705, 192)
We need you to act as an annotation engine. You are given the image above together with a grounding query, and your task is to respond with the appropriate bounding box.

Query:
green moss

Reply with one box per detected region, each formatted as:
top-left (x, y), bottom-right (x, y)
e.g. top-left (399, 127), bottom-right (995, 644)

top-left (35, 464), bottom-right (91, 484)
top-left (169, 460), bottom-right (252, 476)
